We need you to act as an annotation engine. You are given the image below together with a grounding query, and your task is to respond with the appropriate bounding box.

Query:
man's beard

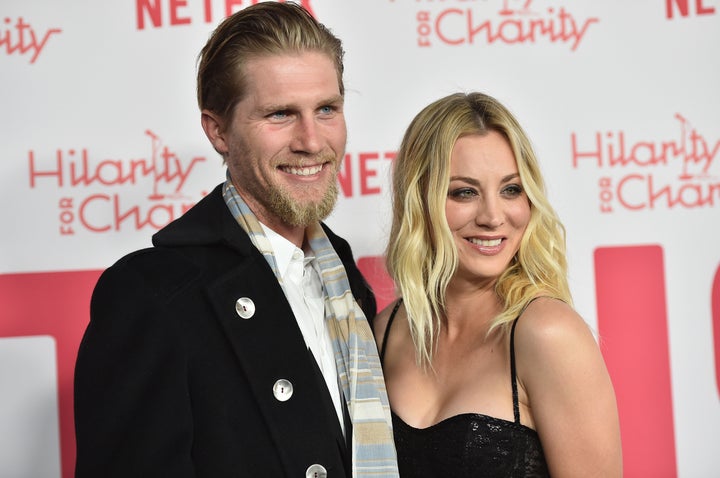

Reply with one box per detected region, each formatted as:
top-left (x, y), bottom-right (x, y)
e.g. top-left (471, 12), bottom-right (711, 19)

top-left (266, 179), bottom-right (339, 227)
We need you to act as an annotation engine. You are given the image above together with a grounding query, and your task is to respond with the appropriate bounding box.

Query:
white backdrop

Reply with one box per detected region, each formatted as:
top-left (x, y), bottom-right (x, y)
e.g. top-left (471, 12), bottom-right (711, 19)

top-left (1, 1), bottom-right (719, 477)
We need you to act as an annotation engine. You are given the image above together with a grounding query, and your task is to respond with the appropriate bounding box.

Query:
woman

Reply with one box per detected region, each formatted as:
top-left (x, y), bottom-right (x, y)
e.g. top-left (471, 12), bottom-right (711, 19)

top-left (373, 92), bottom-right (622, 477)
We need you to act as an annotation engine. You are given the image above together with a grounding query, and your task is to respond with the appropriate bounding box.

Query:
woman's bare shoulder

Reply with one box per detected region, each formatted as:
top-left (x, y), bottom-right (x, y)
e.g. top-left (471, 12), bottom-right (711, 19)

top-left (514, 297), bottom-right (594, 352)
top-left (512, 296), bottom-right (604, 384)
top-left (514, 298), bottom-right (622, 476)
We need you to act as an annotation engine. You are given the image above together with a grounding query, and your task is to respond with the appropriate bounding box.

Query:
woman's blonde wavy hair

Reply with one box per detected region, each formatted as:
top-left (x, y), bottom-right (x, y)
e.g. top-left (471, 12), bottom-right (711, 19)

top-left (386, 92), bottom-right (572, 366)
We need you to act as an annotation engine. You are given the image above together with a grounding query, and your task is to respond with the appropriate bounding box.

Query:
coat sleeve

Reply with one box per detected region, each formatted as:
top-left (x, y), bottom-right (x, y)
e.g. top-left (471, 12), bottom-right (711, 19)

top-left (74, 251), bottom-right (197, 478)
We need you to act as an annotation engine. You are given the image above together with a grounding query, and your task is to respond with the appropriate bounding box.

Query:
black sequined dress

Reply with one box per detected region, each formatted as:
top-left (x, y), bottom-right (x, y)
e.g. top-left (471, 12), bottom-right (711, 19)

top-left (380, 300), bottom-right (551, 477)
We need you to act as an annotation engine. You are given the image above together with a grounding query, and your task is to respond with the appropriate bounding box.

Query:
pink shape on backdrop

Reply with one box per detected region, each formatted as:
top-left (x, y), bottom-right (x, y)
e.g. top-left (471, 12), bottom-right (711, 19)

top-left (712, 265), bottom-right (720, 401)
top-left (594, 245), bottom-right (677, 477)
top-left (0, 270), bottom-right (101, 478)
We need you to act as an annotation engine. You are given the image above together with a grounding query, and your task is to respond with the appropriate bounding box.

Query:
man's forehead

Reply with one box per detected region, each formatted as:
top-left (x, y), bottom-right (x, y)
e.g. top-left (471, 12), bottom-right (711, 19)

top-left (241, 60), bottom-right (341, 102)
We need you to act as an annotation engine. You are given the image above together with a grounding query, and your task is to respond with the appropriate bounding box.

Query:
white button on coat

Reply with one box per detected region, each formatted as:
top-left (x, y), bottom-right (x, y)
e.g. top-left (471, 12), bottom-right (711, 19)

top-left (306, 464), bottom-right (327, 478)
top-left (272, 379), bottom-right (293, 401)
top-left (235, 297), bottom-right (255, 319)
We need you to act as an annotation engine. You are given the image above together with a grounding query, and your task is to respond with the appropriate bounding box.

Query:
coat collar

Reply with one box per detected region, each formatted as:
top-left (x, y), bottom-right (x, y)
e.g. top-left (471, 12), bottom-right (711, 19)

top-left (152, 183), bottom-right (253, 255)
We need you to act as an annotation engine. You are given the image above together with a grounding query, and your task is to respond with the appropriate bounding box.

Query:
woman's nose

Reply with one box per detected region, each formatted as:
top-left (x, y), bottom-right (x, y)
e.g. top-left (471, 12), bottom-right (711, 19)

top-left (475, 197), bottom-right (503, 228)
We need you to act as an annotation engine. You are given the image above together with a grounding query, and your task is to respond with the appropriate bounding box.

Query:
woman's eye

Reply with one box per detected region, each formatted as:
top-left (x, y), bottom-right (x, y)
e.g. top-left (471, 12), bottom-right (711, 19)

top-left (502, 184), bottom-right (523, 197)
top-left (449, 188), bottom-right (476, 199)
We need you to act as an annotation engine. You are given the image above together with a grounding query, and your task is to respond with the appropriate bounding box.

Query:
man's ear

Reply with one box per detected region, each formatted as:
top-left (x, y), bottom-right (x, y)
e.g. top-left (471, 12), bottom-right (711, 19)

top-left (201, 110), bottom-right (229, 156)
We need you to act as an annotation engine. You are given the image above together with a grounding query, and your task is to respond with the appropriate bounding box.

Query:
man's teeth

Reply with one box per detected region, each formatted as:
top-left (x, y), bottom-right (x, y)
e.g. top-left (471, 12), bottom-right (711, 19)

top-left (284, 165), bottom-right (322, 176)
top-left (468, 238), bottom-right (502, 247)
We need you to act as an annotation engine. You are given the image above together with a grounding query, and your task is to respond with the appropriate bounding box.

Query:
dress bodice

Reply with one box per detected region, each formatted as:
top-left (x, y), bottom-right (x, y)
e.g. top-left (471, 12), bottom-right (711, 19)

top-left (380, 299), bottom-right (550, 477)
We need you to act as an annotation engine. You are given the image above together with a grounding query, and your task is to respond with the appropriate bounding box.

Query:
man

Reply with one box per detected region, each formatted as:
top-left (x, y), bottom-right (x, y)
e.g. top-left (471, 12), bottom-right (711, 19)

top-left (74, 3), bottom-right (398, 477)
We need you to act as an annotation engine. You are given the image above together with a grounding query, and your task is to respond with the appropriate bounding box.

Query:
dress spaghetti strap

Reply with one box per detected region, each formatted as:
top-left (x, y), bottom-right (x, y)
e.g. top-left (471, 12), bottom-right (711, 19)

top-left (510, 318), bottom-right (522, 424)
top-left (380, 298), bottom-right (403, 364)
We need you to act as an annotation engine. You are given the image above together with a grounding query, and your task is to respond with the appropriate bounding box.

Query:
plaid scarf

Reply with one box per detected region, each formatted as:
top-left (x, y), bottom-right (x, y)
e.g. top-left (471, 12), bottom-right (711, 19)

top-left (223, 179), bottom-right (398, 477)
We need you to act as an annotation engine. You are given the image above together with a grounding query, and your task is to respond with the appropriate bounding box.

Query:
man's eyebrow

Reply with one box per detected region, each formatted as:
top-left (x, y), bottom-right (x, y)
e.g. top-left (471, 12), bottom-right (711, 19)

top-left (257, 103), bottom-right (291, 114)
top-left (257, 95), bottom-right (344, 114)
top-left (323, 94), bottom-right (344, 104)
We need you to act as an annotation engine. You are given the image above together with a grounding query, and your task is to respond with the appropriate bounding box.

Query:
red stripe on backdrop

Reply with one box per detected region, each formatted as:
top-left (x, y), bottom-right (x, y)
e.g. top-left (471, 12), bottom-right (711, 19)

top-left (357, 256), bottom-right (396, 314)
top-left (713, 265), bottom-right (720, 400)
top-left (4, 251), bottom-right (684, 476)
top-left (594, 245), bottom-right (677, 478)
top-left (0, 270), bottom-right (102, 478)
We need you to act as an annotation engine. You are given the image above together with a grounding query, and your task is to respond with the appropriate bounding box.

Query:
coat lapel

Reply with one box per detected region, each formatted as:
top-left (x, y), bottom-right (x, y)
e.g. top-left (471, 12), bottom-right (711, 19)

top-left (205, 251), bottom-right (347, 475)
top-left (162, 186), bottom-right (348, 475)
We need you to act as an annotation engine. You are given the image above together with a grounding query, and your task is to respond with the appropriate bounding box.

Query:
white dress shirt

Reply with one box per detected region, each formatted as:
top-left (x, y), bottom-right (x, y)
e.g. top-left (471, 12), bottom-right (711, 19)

top-left (259, 223), bottom-right (345, 434)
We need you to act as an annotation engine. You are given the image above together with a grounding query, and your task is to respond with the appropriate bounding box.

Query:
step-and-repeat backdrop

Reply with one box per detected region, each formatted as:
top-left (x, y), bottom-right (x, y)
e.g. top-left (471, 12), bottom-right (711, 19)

top-left (2, 1), bottom-right (718, 477)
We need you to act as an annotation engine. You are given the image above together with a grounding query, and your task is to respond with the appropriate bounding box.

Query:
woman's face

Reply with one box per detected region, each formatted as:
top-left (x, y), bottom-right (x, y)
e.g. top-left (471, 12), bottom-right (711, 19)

top-left (445, 131), bottom-right (531, 285)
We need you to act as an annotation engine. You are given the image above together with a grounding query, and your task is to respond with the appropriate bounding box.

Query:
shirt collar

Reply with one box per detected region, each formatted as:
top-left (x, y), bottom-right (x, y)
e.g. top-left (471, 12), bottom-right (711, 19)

top-left (259, 222), bottom-right (316, 278)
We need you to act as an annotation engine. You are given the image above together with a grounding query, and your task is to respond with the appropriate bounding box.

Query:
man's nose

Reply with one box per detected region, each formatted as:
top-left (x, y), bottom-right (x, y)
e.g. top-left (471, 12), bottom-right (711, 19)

top-left (290, 116), bottom-right (321, 154)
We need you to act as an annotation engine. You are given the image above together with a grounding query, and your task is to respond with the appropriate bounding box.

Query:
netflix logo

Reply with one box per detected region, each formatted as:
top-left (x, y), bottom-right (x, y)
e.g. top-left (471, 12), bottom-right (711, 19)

top-left (135, 0), bottom-right (316, 30)
top-left (338, 151), bottom-right (395, 198)
top-left (666, 0), bottom-right (716, 19)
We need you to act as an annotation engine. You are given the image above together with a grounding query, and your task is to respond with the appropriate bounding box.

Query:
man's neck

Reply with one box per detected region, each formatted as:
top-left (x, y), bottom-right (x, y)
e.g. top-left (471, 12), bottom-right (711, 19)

top-left (260, 219), bottom-right (306, 249)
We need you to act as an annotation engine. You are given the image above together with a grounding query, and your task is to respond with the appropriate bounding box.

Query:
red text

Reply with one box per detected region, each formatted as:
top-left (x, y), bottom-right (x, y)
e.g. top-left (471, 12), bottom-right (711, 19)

top-left (666, 0), bottom-right (716, 19)
top-left (59, 194), bottom-right (196, 234)
top-left (28, 130), bottom-right (207, 200)
top-left (1, 17), bottom-right (61, 64)
top-left (338, 151), bottom-right (396, 198)
top-left (607, 174), bottom-right (720, 210)
top-left (571, 115), bottom-right (719, 180)
top-left (136, 0), bottom-right (316, 29)
top-left (417, 5), bottom-right (598, 50)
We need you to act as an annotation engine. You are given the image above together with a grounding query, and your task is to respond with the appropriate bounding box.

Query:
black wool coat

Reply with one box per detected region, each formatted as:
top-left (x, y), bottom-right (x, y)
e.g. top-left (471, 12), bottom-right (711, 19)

top-left (74, 184), bottom-right (377, 477)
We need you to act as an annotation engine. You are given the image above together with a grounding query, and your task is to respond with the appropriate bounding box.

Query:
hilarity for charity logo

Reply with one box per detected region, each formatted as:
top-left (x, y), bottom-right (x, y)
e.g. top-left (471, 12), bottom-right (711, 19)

top-left (1, 16), bottom-right (62, 64)
top-left (571, 114), bottom-right (720, 211)
top-left (28, 130), bottom-right (210, 235)
top-left (409, 0), bottom-right (599, 51)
